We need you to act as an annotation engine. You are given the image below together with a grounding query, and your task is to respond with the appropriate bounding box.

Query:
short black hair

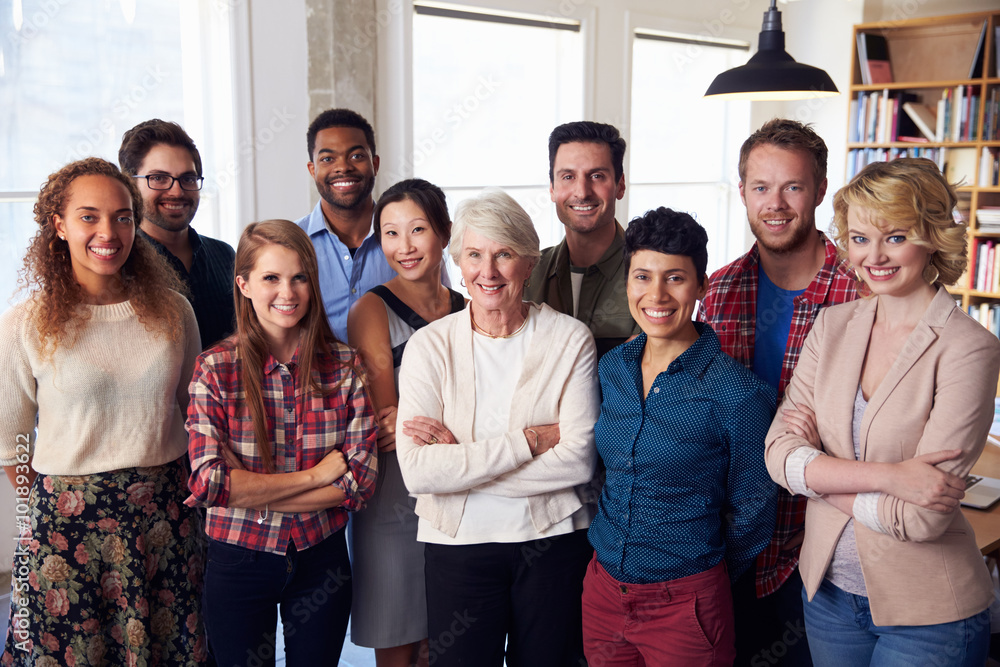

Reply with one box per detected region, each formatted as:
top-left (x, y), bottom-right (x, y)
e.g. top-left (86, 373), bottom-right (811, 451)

top-left (548, 121), bottom-right (626, 183)
top-left (119, 119), bottom-right (202, 177)
top-left (306, 108), bottom-right (376, 160)
top-left (624, 207), bottom-right (709, 283)
top-left (373, 178), bottom-right (452, 245)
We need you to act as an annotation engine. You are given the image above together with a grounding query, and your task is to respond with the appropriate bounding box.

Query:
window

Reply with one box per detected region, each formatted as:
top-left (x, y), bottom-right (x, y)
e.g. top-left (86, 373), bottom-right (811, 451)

top-left (0, 0), bottom-right (237, 306)
top-left (412, 2), bottom-right (584, 285)
top-left (628, 30), bottom-right (751, 273)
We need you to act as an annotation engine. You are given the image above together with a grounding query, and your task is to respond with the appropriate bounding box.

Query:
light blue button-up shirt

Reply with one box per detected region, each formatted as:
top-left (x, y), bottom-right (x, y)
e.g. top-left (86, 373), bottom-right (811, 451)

top-left (295, 202), bottom-right (396, 341)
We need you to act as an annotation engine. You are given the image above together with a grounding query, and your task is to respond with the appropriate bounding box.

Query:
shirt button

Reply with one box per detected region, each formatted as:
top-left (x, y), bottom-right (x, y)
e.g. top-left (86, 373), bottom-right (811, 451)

top-left (343, 254), bottom-right (350, 261)
top-left (351, 288), bottom-right (357, 294)
top-left (653, 387), bottom-right (660, 394)
top-left (286, 407), bottom-right (293, 413)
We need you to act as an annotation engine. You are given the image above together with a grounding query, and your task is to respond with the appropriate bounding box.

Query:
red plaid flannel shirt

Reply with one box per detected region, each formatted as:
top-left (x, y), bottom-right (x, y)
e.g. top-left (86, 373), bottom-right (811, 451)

top-left (185, 338), bottom-right (377, 554)
top-left (699, 232), bottom-right (858, 597)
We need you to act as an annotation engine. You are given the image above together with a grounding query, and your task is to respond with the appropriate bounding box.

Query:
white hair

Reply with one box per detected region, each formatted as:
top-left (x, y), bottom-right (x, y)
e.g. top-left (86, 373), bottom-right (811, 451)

top-left (449, 188), bottom-right (541, 266)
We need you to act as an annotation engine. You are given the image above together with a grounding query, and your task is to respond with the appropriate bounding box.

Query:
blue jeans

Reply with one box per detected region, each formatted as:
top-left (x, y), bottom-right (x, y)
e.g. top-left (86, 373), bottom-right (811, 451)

top-left (202, 529), bottom-right (352, 667)
top-left (803, 578), bottom-right (990, 667)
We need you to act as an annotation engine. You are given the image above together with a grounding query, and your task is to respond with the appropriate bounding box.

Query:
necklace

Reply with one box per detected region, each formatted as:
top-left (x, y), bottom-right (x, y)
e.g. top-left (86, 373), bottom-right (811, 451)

top-left (470, 308), bottom-right (529, 339)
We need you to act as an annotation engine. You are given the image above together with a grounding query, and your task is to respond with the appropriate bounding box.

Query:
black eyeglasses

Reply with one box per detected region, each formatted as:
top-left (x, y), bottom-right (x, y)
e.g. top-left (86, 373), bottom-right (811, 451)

top-left (133, 174), bottom-right (204, 191)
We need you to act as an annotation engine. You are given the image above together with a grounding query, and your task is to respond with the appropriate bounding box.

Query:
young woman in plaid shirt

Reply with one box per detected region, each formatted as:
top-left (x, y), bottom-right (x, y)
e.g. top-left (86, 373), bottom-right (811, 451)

top-left (186, 220), bottom-right (377, 666)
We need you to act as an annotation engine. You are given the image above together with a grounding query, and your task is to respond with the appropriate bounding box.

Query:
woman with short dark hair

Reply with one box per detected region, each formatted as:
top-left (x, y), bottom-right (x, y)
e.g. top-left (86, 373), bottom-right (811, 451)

top-left (583, 207), bottom-right (777, 666)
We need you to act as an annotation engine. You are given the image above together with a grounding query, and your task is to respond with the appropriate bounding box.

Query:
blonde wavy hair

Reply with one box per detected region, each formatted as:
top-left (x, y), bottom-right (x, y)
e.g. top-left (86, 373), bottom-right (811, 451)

top-left (832, 158), bottom-right (967, 287)
top-left (19, 157), bottom-right (186, 357)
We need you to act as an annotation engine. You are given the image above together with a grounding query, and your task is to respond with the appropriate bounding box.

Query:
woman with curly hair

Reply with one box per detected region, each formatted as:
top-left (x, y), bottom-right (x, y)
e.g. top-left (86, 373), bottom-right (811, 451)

top-left (185, 220), bottom-right (377, 665)
top-left (0, 157), bottom-right (207, 665)
top-left (765, 158), bottom-right (1000, 665)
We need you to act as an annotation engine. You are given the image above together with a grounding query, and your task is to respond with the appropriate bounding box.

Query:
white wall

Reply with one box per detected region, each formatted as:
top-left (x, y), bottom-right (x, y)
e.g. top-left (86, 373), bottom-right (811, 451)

top-left (241, 1), bottom-right (312, 223)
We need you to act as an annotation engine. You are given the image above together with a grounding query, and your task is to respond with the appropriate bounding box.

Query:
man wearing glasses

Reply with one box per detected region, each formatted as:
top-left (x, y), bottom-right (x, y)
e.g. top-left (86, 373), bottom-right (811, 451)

top-left (119, 119), bottom-right (236, 349)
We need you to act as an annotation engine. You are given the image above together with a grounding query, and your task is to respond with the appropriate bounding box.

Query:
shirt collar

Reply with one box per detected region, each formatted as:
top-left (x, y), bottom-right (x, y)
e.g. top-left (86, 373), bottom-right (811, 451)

top-left (305, 201), bottom-right (377, 246)
top-left (137, 226), bottom-right (202, 254)
top-left (621, 321), bottom-right (720, 379)
top-left (546, 221), bottom-right (626, 279)
top-left (263, 345), bottom-right (301, 374)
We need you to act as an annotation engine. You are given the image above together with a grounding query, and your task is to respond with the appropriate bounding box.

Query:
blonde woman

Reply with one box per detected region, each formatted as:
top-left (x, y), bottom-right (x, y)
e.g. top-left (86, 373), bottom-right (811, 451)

top-left (765, 158), bottom-right (999, 665)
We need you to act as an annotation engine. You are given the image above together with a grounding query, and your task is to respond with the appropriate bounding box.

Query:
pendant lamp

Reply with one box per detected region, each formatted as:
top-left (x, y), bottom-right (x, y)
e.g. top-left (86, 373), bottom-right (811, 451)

top-left (705, 0), bottom-right (839, 101)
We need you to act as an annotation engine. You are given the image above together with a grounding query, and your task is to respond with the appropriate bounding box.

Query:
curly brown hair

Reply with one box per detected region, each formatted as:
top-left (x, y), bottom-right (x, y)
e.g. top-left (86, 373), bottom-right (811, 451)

top-left (20, 157), bottom-right (187, 357)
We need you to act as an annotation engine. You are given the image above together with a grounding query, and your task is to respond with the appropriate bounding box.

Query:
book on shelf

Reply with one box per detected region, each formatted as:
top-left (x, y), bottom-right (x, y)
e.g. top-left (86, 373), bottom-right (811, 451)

top-left (902, 102), bottom-right (937, 141)
top-left (968, 303), bottom-right (1000, 339)
top-left (946, 147), bottom-right (978, 186)
top-left (857, 32), bottom-right (892, 85)
top-left (969, 21), bottom-right (987, 78)
top-left (987, 88), bottom-right (999, 141)
top-left (980, 149), bottom-right (1000, 188)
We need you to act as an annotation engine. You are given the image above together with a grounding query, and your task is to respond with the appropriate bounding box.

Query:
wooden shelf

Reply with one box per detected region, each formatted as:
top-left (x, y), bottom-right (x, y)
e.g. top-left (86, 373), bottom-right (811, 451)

top-left (849, 10), bottom-right (1000, 355)
top-left (851, 80), bottom-right (985, 92)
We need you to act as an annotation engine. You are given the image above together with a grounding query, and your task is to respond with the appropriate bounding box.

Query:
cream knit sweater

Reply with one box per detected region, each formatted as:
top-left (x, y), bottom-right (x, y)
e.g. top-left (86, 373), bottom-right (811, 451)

top-left (0, 294), bottom-right (200, 475)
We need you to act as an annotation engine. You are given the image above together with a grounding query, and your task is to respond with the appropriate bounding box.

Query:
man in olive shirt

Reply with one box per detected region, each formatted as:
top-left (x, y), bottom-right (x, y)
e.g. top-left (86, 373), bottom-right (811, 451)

top-left (526, 121), bottom-right (639, 357)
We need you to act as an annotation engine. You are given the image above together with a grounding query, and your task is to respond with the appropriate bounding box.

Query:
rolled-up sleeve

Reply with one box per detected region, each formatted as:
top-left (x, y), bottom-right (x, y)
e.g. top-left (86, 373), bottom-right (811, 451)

top-left (330, 365), bottom-right (377, 511)
top-left (185, 355), bottom-right (232, 508)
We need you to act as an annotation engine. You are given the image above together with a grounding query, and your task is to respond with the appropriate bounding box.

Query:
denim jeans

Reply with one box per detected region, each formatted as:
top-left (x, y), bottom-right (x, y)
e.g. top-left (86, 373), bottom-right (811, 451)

top-left (202, 529), bottom-right (352, 667)
top-left (803, 578), bottom-right (990, 667)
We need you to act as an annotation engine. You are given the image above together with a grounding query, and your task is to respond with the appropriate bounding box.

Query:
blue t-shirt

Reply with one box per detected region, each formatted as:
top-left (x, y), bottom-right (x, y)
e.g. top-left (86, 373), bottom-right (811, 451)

top-left (753, 267), bottom-right (805, 392)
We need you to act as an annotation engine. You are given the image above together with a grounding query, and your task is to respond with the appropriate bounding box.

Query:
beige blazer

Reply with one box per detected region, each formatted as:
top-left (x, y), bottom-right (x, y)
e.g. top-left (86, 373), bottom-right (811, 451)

top-left (765, 287), bottom-right (1000, 626)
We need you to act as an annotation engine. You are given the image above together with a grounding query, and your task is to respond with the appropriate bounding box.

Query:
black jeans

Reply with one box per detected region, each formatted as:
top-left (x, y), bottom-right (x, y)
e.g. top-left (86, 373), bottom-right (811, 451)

top-left (202, 529), bottom-right (352, 667)
top-left (424, 528), bottom-right (592, 667)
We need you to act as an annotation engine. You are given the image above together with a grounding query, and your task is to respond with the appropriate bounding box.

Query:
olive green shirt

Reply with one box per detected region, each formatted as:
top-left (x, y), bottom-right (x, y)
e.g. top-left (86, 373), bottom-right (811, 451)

top-left (525, 223), bottom-right (639, 358)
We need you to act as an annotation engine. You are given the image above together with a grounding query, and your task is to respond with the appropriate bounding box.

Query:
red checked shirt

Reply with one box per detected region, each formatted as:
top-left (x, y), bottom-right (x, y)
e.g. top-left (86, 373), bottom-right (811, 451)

top-left (699, 232), bottom-right (858, 597)
top-left (185, 337), bottom-right (377, 554)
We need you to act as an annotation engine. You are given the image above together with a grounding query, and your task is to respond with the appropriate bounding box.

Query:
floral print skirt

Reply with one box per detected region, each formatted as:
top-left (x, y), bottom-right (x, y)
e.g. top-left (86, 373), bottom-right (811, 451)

top-left (1, 459), bottom-right (208, 667)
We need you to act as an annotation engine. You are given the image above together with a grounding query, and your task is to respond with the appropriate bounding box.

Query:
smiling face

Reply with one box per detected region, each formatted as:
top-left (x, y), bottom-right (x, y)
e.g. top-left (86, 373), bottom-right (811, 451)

top-left (307, 127), bottom-right (379, 212)
top-left (627, 250), bottom-right (705, 343)
top-left (380, 198), bottom-right (446, 281)
top-left (846, 205), bottom-right (934, 299)
top-left (236, 243), bottom-right (312, 346)
top-left (53, 174), bottom-right (136, 303)
top-left (740, 145), bottom-right (827, 255)
top-left (549, 141), bottom-right (625, 235)
top-left (458, 227), bottom-right (533, 318)
top-left (135, 143), bottom-right (200, 233)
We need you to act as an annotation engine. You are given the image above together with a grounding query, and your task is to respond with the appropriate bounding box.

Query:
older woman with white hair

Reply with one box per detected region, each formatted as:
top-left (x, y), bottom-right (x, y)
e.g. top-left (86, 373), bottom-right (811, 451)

top-left (396, 189), bottom-right (599, 667)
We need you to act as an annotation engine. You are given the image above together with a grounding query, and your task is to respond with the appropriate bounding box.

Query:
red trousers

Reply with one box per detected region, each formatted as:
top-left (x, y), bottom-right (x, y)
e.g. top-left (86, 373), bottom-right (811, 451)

top-left (582, 556), bottom-right (736, 666)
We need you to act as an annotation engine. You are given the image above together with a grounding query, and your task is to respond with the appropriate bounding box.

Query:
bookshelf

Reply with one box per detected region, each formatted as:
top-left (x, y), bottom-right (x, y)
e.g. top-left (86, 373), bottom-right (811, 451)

top-left (847, 11), bottom-right (1000, 341)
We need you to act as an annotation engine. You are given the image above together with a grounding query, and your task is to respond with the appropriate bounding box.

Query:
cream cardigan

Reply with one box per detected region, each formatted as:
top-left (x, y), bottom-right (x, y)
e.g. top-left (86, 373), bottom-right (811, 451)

top-left (396, 302), bottom-right (600, 538)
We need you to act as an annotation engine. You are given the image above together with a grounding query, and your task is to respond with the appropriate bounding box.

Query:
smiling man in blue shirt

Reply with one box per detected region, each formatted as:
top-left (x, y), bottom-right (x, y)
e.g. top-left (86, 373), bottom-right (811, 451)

top-left (583, 207), bottom-right (777, 666)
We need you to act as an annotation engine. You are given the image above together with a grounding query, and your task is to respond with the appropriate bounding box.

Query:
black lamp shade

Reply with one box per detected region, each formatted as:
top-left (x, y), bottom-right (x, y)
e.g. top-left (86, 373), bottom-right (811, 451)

top-left (705, 12), bottom-right (839, 101)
